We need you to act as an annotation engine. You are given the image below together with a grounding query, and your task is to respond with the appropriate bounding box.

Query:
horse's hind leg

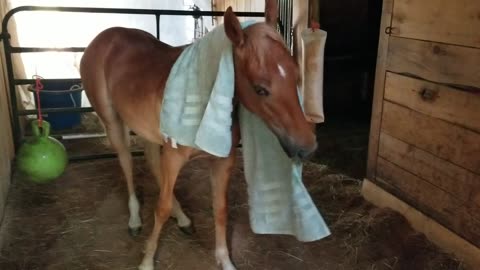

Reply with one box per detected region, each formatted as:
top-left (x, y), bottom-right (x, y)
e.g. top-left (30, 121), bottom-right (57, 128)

top-left (105, 119), bottom-right (142, 236)
top-left (139, 144), bottom-right (189, 270)
top-left (144, 142), bottom-right (193, 234)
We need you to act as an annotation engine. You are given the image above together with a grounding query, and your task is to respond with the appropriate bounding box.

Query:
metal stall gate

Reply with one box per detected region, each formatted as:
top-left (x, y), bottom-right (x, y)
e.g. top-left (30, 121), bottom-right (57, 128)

top-left (1, 6), bottom-right (265, 161)
top-left (277, 0), bottom-right (293, 52)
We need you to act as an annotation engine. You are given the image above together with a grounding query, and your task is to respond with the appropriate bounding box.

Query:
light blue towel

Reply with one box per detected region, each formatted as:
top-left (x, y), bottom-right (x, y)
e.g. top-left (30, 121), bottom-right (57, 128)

top-left (161, 21), bottom-right (331, 242)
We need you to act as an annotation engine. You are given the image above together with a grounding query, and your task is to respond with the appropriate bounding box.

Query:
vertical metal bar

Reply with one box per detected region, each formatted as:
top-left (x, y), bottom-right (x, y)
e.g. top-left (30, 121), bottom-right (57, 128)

top-left (280, 0), bottom-right (284, 35)
top-left (3, 33), bottom-right (21, 150)
top-left (283, 0), bottom-right (287, 42)
top-left (283, 0), bottom-right (288, 42)
top-left (288, 0), bottom-right (293, 51)
top-left (155, 14), bottom-right (160, 39)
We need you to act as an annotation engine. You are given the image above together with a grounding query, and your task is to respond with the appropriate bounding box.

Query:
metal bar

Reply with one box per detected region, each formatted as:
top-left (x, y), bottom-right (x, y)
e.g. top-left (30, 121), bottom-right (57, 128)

top-left (2, 6), bottom-right (264, 32)
top-left (24, 132), bottom-right (106, 140)
top-left (24, 130), bottom-right (139, 141)
top-left (69, 151), bottom-right (144, 162)
top-left (18, 107), bottom-right (94, 116)
top-left (10, 46), bottom-right (85, 53)
top-left (15, 78), bottom-right (82, 85)
top-left (155, 14), bottom-right (160, 39)
top-left (288, 0), bottom-right (293, 51)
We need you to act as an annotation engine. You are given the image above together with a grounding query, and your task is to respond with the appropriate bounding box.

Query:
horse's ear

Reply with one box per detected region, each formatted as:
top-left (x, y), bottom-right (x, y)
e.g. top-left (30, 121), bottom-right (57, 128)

top-left (265, 0), bottom-right (278, 27)
top-left (224, 7), bottom-right (244, 47)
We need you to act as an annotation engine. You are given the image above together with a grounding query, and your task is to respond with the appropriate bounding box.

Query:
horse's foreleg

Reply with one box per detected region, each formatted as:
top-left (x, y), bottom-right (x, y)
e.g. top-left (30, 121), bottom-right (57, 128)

top-left (211, 150), bottom-right (237, 270)
top-left (144, 141), bottom-right (193, 232)
top-left (139, 144), bottom-right (189, 270)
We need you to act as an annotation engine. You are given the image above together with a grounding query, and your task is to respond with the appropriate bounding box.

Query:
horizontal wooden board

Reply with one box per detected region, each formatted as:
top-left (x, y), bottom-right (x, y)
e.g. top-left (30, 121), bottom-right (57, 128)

top-left (384, 72), bottom-right (480, 133)
top-left (213, 0), bottom-right (265, 23)
top-left (387, 37), bottom-right (480, 90)
top-left (381, 101), bottom-right (480, 174)
top-left (378, 132), bottom-right (480, 207)
top-left (391, 0), bottom-right (480, 48)
top-left (362, 179), bottom-right (480, 263)
top-left (376, 157), bottom-right (480, 247)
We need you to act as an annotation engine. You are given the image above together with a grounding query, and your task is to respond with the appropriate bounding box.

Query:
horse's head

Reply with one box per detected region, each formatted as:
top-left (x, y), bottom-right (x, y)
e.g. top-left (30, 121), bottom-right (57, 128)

top-left (224, 1), bottom-right (317, 159)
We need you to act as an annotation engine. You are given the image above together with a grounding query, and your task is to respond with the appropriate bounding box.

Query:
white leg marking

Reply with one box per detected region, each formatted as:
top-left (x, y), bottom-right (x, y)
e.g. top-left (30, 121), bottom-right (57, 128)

top-left (277, 63), bottom-right (287, 78)
top-left (138, 262), bottom-right (153, 270)
top-left (128, 194), bottom-right (142, 229)
top-left (171, 197), bottom-right (191, 227)
top-left (215, 247), bottom-right (236, 270)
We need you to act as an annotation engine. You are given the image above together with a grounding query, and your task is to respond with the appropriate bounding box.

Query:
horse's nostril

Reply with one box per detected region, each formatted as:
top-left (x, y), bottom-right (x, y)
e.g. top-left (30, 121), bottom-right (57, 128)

top-left (277, 135), bottom-right (317, 160)
top-left (298, 149), bottom-right (310, 159)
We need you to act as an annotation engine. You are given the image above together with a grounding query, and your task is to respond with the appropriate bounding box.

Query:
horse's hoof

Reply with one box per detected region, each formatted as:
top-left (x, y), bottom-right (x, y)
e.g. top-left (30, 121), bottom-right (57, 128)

top-left (138, 262), bottom-right (153, 270)
top-left (129, 226), bottom-right (142, 237)
top-left (178, 223), bottom-right (195, 235)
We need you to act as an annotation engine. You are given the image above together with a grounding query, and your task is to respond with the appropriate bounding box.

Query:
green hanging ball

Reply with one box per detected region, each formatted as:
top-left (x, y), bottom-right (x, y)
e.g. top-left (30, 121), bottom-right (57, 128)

top-left (16, 120), bottom-right (68, 184)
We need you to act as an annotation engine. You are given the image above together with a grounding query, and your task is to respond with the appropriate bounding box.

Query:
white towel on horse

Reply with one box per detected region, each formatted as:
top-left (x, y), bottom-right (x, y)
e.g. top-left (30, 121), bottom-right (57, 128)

top-left (160, 21), bottom-right (331, 242)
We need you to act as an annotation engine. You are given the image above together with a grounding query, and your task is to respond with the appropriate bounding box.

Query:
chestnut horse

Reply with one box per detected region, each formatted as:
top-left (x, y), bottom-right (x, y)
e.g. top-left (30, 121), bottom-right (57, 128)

top-left (80, 1), bottom-right (316, 270)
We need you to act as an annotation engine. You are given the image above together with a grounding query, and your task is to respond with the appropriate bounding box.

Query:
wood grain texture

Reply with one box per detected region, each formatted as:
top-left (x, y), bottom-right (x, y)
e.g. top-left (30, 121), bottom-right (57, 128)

top-left (362, 179), bottom-right (480, 265)
top-left (213, 0), bottom-right (264, 23)
top-left (376, 157), bottom-right (480, 247)
top-left (381, 101), bottom-right (480, 174)
top-left (387, 36), bottom-right (480, 90)
top-left (0, 47), bottom-right (14, 224)
top-left (378, 132), bottom-right (480, 207)
top-left (384, 72), bottom-right (480, 133)
top-left (366, 0), bottom-right (394, 179)
top-left (391, 0), bottom-right (480, 48)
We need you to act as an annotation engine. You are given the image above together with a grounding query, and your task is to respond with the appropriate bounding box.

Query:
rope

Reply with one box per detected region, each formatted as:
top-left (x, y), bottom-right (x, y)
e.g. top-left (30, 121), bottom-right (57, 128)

top-left (33, 75), bottom-right (44, 127)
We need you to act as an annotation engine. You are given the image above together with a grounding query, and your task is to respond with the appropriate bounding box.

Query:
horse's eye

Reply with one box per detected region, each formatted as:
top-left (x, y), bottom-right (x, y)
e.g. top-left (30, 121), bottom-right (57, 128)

top-left (253, 85), bottom-right (270, 96)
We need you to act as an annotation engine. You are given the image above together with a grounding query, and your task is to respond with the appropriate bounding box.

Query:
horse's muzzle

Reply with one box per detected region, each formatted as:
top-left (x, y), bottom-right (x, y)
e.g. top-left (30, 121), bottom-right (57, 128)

top-left (278, 135), bottom-right (317, 160)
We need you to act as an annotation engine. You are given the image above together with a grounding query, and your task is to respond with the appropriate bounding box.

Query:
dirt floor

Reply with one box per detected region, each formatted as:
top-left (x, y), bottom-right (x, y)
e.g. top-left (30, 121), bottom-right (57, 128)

top-left (0, 151), bottom-right (467, 270)
top-left (0, 112), bottom-right (468, 269)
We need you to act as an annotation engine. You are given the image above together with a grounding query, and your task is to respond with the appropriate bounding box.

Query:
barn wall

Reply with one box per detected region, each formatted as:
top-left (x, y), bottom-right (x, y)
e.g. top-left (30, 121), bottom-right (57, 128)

top-left (366, 0), bottom-right (480, 250)
top-left (0, 64), bottom-right (13, 224)
top-left (0, 1), bottom-right (14, 224)
top-left (213, 0), bottom-right (265, 15)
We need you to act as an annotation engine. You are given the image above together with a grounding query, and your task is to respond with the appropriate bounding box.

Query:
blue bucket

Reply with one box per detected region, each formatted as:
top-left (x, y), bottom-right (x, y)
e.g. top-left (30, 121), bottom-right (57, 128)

top-left (30, 80), bottom-right (83, 130)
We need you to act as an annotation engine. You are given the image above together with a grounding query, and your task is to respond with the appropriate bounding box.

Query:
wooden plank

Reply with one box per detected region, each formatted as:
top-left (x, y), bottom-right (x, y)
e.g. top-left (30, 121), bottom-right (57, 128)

top-left (251, 0), bottom-right (264, 12)
top-left (385, 72), bottom-right (480, 133)
top-left (378, 132), bottom-right (480, 207)
top-left (226, 0), bottom-right (234, 10)
top-left (387, 36), bottom-right (480, 90)
top-left (362, 179), bottom-right (480, 267)
top-left (292, 0), bottom-right (308, 63)
top-left (381, 101), bottom-right (480, 174)
top-left (0, 66), bottom-right (13, 224)
top-left (391, 0), bottom-right (480, 48)
top-left (366, 0), bottom-right (394, 180)
top-left (234, 0), bottom-right (245, 22)
top-left (375, 157), bottom-right (480, 247)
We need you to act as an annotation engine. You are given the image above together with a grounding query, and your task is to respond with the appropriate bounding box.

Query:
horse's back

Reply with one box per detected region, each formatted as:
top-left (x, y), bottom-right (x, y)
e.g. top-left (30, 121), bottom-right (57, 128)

top-left (80, 27), bottom-right (183, 143)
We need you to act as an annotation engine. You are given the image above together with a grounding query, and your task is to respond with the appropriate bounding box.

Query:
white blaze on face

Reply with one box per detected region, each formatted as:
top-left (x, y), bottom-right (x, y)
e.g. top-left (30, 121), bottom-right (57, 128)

top-left (278, 64), bottom-right (287, 78)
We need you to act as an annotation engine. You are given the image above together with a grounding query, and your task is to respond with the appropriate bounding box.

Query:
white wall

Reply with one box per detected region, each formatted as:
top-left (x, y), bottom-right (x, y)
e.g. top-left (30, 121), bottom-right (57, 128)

top-left (7, 0), bottom-right (212, 108)
top-left (9, 0), bottom-right (212, 77)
